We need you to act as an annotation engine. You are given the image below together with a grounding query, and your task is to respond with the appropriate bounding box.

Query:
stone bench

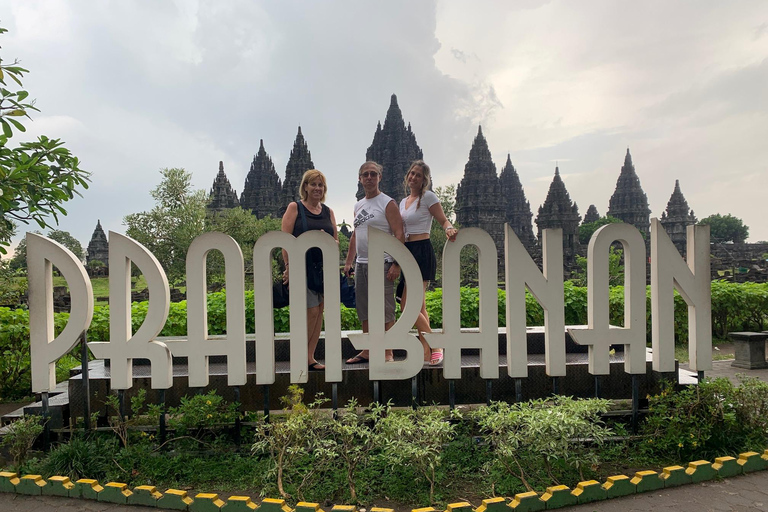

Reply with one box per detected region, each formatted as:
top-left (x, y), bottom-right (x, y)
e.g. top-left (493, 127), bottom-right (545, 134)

top-left (729, 332), bottom-right (768, 369)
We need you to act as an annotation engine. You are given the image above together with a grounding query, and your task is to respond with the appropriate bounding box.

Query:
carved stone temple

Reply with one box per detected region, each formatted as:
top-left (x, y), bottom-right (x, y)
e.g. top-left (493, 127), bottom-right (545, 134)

top-left (357, 94), bottom-right (423, 203)
top-left (281, 127), bottom-right (315, 212)
top-left (86, 220), bottom-right (109, 270)
top-left (535, 167), bottom-right (581, 261)
top-left (207, 162), bottom-right (240, 213)
top-left (239, 140), bottom-right (283, 219)
top-left (499, 154), bottom-right (537, 253)
top-left (607, 149), bottom-right (651, 239)
top-left (455, 126), bottom-right (506, 256)
top-left (660, 179), bottom-right (697, 256)
top-left (583, 204), bottom-right (600, 224)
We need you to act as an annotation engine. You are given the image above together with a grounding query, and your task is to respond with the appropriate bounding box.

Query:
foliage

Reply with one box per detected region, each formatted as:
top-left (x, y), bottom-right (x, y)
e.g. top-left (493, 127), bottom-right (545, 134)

top-left (252, 385), bottom-right (329, 500)
top-left (0, 414), bottom-right (45, 468)
top-left (375, 404), bottom-right (457, 504)
top-left (167, 390), bottom-right (239, 439)
top-left (0, 26), bottom-right (90, 253)
top-left (42, 434), bottom-right (116, 481)
top-left (473, 397), bottom-right (612, 490)
top-left (433, 184), bottom-right (456, 223)
top-left (124, 168), bottom-right (208, 284)
top-left (10, 228), bottom-right (84, 270)
top-left (578, 215), bottom-right (623, 245)
top-left (104, 388), bottom-right (161, 448)
top-left (0, 258), bottom-right (26, 304)
top-left (571, 246), bottom-right (625, 287)
top-left (699, 213), bottom-right (749, 244)
top-left (641, 377), bottom-right (768, 461)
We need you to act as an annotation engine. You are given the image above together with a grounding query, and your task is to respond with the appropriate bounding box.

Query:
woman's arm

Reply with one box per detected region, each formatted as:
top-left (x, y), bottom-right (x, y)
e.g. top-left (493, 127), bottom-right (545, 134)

top-left (385, 200), bottom-right (405, 243)
top-left (429, 201), bottom-right (458, 241)
top-left (280, 202), bottom-right (299, 282)
top-left (329, 207), bottom-right (339, 242)
top-left (344, 230), bottom-right (357, 276)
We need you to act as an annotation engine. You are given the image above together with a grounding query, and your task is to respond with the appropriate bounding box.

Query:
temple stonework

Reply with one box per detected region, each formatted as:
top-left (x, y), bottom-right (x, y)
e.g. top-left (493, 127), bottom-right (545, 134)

top-left (240, 140), bottom-right (283, 219)
top-left (357, 94), bottom-right (423, 203)
top-left (607, 149), bottom-right (651, 239)
top-left (207, 161), bottom-right (239, 213)
top-left (455, 126), bottom-right (506, 255)
top-left (535, 167), bottom-right (580, 260)
top-left (86, 220), bottom-right (109, 267)
top-left (499, 154), bottom-right (536, 253)
top-left (660, 179), bottom-right (697, 256)
top-left (583, 204), bottom-right (600, 224)
top-left (281, 126), bottom-right (315, 211)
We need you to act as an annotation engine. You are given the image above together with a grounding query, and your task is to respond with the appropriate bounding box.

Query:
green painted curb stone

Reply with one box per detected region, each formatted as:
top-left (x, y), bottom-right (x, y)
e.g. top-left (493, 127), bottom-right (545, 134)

top-left (447, 502), bottom-right (474, 512)
top-left (714, 456), bottom-right (742, 478)
top-left (0, 472), bottom-right (19, 493)
top-left (541, 485), bottom-right (577, 509)
top-left (128, 485), bottom-right (162, 507)
top-left (294, 502), bottom-right (324, 512)
top-left (739, 452), bottom-right (767, 473)
top-left (42, 476), bottom-right (74, 497)
top-left (16, 475), bottom-right (46, 496)
top-left (222, 496), bottom-right (258, 511)
top-left (572, 480), bottom-right (606, 503)
top-left (191, 493), bottom-right (225, 512)
top-left (157, 489), bottom-right (194, 511)
top-left (99, 482), bottom-right (132, 504)
top-left (509, 491), bottom-right (545, 511)
top-left (602, 475), bottom-right (635, 498)
top-left (661, 466), bottom-right (691, 487)
top-left (74, 478), bottom-right (103, 500)
top-left (686, 461), bottom-right (717, 483)
top-left (631, 471), bottom-right (664, 493)
top-left (259, 498), bottom-right (293, 512)
top-left (476, 497), bottom-right (507, 512)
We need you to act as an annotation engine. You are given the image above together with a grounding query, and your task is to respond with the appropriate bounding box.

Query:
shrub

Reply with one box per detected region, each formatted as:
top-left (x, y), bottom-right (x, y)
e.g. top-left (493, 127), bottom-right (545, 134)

top-left (167, 390), bottom-right (239, 440)
top-left (0, 415), bottom-right (45, 469)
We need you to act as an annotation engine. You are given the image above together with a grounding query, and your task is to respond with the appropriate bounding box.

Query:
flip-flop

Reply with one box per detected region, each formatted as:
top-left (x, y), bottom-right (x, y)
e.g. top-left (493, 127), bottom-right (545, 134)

top-left (346, 354), bottom-right (369, 364)
top-left (430, 349), bottom-right (444, 365)
top-left (308, 362), bottom-right (325, 371)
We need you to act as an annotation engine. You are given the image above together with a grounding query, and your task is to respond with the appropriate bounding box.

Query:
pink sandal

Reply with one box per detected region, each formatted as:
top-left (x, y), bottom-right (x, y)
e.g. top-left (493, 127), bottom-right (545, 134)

top-left (429, 349), bottom-right (444, 365)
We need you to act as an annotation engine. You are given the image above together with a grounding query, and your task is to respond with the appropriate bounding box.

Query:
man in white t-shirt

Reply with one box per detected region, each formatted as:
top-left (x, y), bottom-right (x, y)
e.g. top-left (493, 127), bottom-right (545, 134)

top-left (343, 161), bottom-right (404, 364)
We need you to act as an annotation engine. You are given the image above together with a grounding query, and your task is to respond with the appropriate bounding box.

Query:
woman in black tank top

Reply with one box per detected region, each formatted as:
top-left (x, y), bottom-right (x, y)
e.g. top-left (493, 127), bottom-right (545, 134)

top-left (280, 170), bottom-right (339, 371)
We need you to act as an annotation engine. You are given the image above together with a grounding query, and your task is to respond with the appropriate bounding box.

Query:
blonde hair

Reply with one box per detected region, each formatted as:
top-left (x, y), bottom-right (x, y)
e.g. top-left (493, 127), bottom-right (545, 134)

top-left (299, 169), bottom-right (327, 202)
top-left (403, 160), bottom-right (432, 208)
top-left (359, 161), bottom-right (383, 175)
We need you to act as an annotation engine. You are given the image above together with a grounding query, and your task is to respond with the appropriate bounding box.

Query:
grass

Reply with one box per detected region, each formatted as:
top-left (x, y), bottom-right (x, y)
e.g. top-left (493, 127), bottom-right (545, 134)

top-left (49, 275), bottom-right (149, 300)
top-left (674, 338), bottom-right (734, 363)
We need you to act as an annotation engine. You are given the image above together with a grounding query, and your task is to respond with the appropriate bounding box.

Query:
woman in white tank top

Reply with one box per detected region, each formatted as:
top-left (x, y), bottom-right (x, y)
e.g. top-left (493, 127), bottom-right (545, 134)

top-left (398, 160), bottom-right (458, 365)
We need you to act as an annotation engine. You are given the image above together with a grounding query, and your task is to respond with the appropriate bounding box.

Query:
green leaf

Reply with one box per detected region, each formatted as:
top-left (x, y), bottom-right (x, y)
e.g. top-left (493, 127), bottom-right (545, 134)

top-left (0, 119), bottom-right (11, 138)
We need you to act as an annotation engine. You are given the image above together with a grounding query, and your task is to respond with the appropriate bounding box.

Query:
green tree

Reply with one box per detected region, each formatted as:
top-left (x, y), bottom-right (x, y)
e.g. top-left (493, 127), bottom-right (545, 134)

top-left (571, 245), bottom-right (625, 287)
top-left (0, 25), bottom-right (90, 254)
top-left (123, 168), bottom-right (208, 284)
top-left (433, 184), bottom-right (456, 223)
top-left (10, 229), bottom-right (84, 271)
top-left (699, 213), bottom-right (749, 243)
top-left (579, 215), bottom-right (622, 245)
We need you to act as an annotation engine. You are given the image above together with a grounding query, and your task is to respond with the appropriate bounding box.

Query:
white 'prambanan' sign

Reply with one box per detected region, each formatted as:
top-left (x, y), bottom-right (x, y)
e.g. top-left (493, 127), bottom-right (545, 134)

top-left (26, 220), bottom-right (712, 392)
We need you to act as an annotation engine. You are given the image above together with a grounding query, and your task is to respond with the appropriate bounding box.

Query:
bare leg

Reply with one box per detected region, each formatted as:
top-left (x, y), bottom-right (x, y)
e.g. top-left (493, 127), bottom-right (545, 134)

top-left (401, 281), bottom-right (433, 361)
top-left (307, 302), bottom-right (324, 367)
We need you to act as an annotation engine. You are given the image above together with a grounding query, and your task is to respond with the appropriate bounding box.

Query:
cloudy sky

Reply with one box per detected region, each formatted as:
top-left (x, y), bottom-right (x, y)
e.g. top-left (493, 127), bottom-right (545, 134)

top-left (4, 0), bottom-right (768, 255)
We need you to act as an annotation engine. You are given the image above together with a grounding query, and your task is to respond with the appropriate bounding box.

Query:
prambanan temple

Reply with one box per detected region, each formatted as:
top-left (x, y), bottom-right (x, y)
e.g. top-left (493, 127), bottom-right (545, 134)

top-left (85, 94), bottom-right (766, 281)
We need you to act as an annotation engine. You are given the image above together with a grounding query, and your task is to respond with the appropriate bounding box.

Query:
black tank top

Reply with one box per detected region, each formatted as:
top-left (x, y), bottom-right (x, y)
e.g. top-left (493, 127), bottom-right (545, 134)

top-left (292, 201), bottom-right (333, 264)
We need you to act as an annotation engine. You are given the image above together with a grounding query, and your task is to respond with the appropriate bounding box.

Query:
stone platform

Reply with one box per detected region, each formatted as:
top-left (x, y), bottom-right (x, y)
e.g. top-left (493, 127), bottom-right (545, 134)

top-left (66, 327), bottom-right (674, 418)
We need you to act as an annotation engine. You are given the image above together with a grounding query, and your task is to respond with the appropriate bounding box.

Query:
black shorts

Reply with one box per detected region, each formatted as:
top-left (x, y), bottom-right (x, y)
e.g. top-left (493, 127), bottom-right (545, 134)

top-left (396, 238), bottom-right (436, 299)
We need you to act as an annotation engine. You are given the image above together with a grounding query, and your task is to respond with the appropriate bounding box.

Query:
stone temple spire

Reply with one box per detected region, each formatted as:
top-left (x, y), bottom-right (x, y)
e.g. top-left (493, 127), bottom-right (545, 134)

top-left (583, 204), bottom-right (600, 224)
top-left (281, 126), bottom-right (315, 209)
top-left (607, 148), bottom-right (651, 238)
top-left (208, 161), bottom-right (239, 213)
top-left (660, 179), bottom-right (697, 256)
top-left (455, 126), bottom-right (505, 255)
top-left (499, 154), bottom-right (536, 252)
top-left (240, 140), bottom-right (283, 219)
top-left (358, 94), bottom-right (423, 203)
top-left (86, 220), bottom-right (109, 268)
top-left (535, 166), bottom-right (580, 260)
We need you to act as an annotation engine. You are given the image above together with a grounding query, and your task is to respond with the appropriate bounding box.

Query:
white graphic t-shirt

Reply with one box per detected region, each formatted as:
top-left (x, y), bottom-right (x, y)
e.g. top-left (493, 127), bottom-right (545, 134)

top-left (353, 192), bottom-right (395, 264)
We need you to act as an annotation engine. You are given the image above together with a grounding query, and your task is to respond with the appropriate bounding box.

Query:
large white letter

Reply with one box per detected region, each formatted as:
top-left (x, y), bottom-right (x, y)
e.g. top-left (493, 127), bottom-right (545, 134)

top-left (164, 232), bottom-right (246, 387)
top-left (88, 232), bottom-right (172, 389)
top-left (425, 228), bottom-right (499, 379)
top-left (650, 219), bottom-right (711, 372)
top-left (253, 229), bottom-right (341, 384)
top-left (349, 228), bottom-right (424, 380)
top-left (505, 226), bottom-right (565, 378)
top-left (28, 233), bottom-right (94, 393)
top-left (569, 223), bottom-right (647, 375)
